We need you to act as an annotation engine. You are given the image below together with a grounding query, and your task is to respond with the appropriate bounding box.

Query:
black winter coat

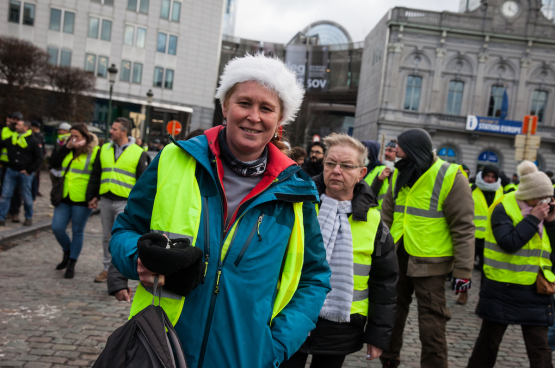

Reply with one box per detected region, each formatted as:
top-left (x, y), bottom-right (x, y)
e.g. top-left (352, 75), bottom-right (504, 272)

top-left (478, 203), bottom-right (555, 326)
top-left (296, 174), bottom-right (398, 355)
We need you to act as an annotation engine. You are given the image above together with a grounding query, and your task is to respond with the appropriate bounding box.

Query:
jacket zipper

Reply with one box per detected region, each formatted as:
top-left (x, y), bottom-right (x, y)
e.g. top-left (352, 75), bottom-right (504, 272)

top-left (202, 197), bottom-right (210, 283)
top-left (234, 213), bottom-right (264, 268)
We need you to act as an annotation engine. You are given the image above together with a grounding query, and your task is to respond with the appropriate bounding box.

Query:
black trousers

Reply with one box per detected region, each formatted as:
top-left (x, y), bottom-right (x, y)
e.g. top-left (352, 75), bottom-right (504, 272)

top-left (467, 319), bottom-right (553, 368)
top-left (280, 352), bottom-right (346, 368)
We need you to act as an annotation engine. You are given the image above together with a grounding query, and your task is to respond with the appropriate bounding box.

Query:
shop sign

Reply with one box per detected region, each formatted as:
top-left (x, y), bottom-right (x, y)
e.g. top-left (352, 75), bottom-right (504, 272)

top-left (466, 115), bottom-right (522, 135)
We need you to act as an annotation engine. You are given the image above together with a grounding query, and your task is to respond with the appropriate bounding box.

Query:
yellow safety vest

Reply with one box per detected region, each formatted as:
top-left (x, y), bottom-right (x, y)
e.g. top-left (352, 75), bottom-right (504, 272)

top-left (504, 183), bottom-right (518, 193)
top-left (390, 159), bottom-right (463, 257)
top-left (61, 147), bottom-right (99, 202)
top-left (315, 204), bottom-right (379, 316)
top-left (99, 143), bottom-right (143, 198)
top-left (484, 192), bottom-right (555, 285)
top-left (364, 166), bottom-right (389, 210)
top-left (472, 186), bottom-right (504, 239)
top-left (0, 127), bottom-right (14, 162)
top-left (129, 144), bottom-right (305, 325)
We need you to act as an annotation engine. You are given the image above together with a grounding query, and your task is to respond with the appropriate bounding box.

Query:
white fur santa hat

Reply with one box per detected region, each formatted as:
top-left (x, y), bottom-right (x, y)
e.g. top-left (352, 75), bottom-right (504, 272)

top-left (515, 161), bottom-right (554, 200)
top-left (214, 53), bottom-right (305, 126)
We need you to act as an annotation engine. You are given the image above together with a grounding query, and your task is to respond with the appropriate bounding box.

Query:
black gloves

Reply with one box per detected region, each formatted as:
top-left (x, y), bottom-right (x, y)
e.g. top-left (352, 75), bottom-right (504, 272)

top-left (137, 233), bottom-right (205, 297)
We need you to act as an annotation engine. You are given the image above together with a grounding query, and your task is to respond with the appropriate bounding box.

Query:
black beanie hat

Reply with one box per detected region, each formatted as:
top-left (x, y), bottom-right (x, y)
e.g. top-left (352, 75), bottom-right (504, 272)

top-left (481, 165), bottom-right (499, 181)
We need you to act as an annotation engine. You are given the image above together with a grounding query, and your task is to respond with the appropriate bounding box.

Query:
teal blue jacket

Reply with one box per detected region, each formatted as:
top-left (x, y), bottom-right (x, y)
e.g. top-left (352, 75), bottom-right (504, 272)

top-left (110, 127), bottom-right (331, 368)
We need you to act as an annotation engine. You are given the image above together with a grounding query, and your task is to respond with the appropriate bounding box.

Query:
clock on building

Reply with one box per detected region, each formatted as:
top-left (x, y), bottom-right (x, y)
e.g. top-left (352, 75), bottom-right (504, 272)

top-left (501, 0), bottom-right (520, 18)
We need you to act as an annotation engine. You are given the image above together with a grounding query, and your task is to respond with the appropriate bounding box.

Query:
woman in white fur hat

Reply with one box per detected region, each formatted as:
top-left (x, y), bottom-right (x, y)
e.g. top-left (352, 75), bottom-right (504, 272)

top-left (467, 161), bottom-right (555, 368)
top-left (109, 53), bottom-right (331, 368)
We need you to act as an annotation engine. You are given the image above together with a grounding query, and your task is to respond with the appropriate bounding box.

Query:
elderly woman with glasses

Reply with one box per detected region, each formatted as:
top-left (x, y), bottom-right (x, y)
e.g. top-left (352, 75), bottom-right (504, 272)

top-left (282, 133), bottom-right (398, 368)
top-left (109, 54), bottom-right (331, 368)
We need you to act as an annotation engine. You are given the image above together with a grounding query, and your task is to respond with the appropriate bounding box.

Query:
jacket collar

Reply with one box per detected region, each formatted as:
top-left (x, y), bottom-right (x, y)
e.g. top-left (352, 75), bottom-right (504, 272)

top-left (312, 173), bottom-right (377, 222)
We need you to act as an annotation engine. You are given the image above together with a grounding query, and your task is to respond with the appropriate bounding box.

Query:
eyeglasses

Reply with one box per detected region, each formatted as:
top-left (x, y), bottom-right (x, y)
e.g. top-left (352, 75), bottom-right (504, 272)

top-left (310, 150), bottom-right (324, 155)
top-left (324, 161), bottom-right (362, 171)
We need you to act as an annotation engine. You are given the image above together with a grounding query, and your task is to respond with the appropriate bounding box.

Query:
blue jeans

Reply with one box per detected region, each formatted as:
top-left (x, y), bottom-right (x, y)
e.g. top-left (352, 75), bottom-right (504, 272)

top-left (0, 168), bottom-right (33, 220)
top-left (51, 203), bottom-right (92, 260)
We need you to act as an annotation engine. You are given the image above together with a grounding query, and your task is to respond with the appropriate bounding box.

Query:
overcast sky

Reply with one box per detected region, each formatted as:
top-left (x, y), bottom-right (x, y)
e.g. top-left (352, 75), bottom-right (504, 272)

top-left (234, 0), bottom-right (460, 44)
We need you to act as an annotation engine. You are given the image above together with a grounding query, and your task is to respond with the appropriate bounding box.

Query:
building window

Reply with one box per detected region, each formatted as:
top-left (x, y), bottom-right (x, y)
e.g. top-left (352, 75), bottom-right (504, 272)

top-left (161, 0), bottom-right (170, 18)
top-left (22, 3), bottom-right (35, 26)
top-left (92, 0), bottom-right (114, 4)
top-left (157, 32), bottom-right (167, 53)
top-left (438, 147), bottom-right (458, 164)
top-left (139, 0), bottom-right (149, 14)
top-left (121, 60), bottom-right (131, 82)
top-left (47, 47), bottom-right (58, 65)
top-left (404, 75), bottom-right (422, 111)
top-left (50, 8), bottom-right (61, 31)
top-left (446, 81), bottom-right (464, 115)
top-left (60, 49), bottom-right (71, 66)
top-left (164, 69), bottom-right (174, 89)
top-left (133, 63), bottom-right (143, 83)
top-left (530, 90), bottom-right (548, 123)
top-left (63, 11), bottom-right (74, 34)
top-left (487, 85), bottom-right (504, 117)
top-left (101, 19), bottom-right (112, 41)
top-left (154, 67), bottom-right (164, 87)
top-left (9, 1), bottom-right (20, 23)
top-left (89, 17), bottom-right (99, 38)
top-left (171, 2), bottom-right (181, 22)
top-left (477, 150), bottom-right (500, 172)
top-left (136, 28), bottom-right (146, 48)
top-left (97, 56), bottom-right (108, 77)
top-left (124, 25), bottom-right (134, 46)
top-left (128, 0), bottom-right (149, 13)
top-left (168, 35), bottom-right (177, 55)
top-left (127, 0), bottom-right (137, 10)
top-left (161, 0), bottom-right (181, 21)
top-left (85, 54), bottom-right (96, 73)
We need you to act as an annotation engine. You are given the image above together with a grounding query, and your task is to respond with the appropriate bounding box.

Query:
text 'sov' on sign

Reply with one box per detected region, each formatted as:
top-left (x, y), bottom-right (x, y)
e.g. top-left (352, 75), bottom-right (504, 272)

top-left (166, 120), bottom-right (182, 135)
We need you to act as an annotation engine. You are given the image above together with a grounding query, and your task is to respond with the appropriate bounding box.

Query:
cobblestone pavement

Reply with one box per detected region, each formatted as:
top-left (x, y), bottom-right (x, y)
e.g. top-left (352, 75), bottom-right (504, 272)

top-left (0, 215), bottom-right (553, 367)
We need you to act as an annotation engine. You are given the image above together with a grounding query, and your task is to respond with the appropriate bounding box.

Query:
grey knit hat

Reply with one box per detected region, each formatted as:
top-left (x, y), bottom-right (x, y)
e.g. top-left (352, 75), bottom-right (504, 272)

top-left (515, 161), bottom-right (554, 201)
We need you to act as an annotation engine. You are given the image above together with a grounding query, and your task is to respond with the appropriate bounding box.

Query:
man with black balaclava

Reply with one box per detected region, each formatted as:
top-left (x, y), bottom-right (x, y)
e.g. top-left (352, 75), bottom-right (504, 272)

top-left (362, 140), bottom-right (389, 210)
top-left (302, 141), bottom-right (325, 177)
top-left (379, 129), bottom-right (475, 368)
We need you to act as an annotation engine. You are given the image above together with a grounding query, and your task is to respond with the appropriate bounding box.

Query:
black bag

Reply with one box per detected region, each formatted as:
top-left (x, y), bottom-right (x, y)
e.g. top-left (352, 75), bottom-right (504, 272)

top-left (50, 156), bottom-right (75, 207)
top-left (93, 276), bottom-right (188, 368)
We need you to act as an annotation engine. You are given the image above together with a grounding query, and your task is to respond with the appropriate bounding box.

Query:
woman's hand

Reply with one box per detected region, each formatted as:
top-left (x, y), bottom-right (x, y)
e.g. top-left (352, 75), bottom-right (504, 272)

top-left (66, 138), bottom-right (86, 149)
top-left (378, 167), bottom-right (391, 181)
top-left (531, 201), bottom-right (551, 221)
top-left (137, 257), bottom-right (165, 287)
top-left (366, 344), bottom-right (383, 360)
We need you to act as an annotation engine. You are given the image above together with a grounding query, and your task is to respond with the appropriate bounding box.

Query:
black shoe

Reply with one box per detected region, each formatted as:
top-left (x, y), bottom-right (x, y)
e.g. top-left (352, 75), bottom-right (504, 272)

top-left (64, 259), bottom-right (77, 279)
top-left (56, 251), bottom-right (70, 270)
top-left (0, 220), bottom-right (5, 226)
top-left (23, 218), bottom-right (32, 226)
top-left (11, 215), bottom-right (20, 223)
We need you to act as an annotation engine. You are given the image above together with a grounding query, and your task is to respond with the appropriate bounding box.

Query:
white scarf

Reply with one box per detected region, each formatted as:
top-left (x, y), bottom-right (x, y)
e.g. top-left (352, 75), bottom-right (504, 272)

top-left (317, 193), bottom-right (354, 323)
top-left (476, 171), bottom-right (501, 192)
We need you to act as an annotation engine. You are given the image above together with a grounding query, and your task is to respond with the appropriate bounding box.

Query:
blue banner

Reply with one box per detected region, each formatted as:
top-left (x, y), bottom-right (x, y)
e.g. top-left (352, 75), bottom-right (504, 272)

top-left (466, 115), bottom-right (522, 135)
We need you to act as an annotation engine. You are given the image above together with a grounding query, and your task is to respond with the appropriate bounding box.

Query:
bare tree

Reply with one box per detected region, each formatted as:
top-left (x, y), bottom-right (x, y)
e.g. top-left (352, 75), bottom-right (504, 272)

top-left (48, 66), bottom-right (96, 122)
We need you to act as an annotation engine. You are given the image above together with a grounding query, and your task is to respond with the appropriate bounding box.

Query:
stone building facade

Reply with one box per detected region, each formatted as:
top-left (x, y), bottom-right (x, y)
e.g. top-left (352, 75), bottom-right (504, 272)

top-left (354, 0), bottom-right (555, 175)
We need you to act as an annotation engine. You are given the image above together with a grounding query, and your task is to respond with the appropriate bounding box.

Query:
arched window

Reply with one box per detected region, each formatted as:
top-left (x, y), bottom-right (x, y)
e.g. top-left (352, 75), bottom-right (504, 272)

top-left (487, 85), bottom-right (505, 117)
top-left (530, 90), bottom-right (548, 123)
top-left (477, 150), bottom-right (500, 172)
top-left (446, 81), bottom-right (464, 115)
top-left (438, 146), bottom-right (459, 163)
top-left (404, 75), bottom-right (422, 111)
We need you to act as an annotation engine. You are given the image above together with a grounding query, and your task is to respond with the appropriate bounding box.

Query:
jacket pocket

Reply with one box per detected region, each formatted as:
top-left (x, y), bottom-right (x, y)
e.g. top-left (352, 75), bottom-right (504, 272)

top-left (234, 213), bottom-right (265, 268)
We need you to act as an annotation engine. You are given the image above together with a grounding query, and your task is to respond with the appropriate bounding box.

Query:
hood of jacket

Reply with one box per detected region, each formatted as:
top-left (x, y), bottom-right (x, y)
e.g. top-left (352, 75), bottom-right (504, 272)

top-left (312, 173), bottom-right (378, 222)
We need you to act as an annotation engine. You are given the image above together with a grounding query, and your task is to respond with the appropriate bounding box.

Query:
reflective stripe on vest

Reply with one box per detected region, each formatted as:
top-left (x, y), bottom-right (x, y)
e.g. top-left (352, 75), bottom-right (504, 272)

top-left (472, 187), bottom-right (503, 239)
top-left (315, 204), bottom-right (379, 316)
top-left (390, 159), bottom-right (462, 257)
top-left (364, 166), bottom-right (389, 210)
top-left (0, 127), bottom-right (14, 162)
top-left (484, 192), bottom-right (555, 285)
top-left (61, 147), bottom-right (99, 202)
top-left (99, 143), bottom-right (143, 198)
top-left (129, 143), bottom-right (305, 325)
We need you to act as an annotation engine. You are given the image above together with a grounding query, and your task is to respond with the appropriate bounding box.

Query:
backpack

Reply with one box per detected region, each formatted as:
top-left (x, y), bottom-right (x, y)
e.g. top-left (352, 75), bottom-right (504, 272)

top-left (93, 277), bottom-right (188, 368)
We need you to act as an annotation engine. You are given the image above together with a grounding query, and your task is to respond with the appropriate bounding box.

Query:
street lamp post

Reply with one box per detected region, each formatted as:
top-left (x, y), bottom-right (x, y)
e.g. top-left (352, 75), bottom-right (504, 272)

top-left (145, 89), bottom-right (154, 146)
top-left (106, 64), bottom-right (118, 140)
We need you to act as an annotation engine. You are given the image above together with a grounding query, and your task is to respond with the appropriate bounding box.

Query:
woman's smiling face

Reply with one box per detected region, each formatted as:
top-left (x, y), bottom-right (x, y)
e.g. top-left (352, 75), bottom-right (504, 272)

top-left (222, 81), bottom-right (281, 162)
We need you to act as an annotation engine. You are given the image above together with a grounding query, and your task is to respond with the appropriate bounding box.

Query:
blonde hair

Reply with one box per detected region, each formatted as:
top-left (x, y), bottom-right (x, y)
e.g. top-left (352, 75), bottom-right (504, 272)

top-left (323, 133), bottom-right (368, 166)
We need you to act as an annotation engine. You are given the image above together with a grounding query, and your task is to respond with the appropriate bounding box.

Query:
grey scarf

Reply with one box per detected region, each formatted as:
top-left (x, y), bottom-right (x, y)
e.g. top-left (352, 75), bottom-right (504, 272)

top-left (317, 193), bottom-right (354, 323)
top-left (476, 172), bottom-right (502, 192)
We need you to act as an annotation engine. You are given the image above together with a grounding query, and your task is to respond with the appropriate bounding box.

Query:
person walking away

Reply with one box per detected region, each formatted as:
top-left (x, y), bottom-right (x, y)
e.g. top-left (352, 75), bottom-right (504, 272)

top-left (1, 112), bottom-right (23, 223)
top-left (109, 53), bottom-right (331, 367)
top-left (30, 121), bottom-right (46, 199)
top-left (467, 161), bottom-right (555, 368)
top-left (87, 117), bottom-right (149, 283)
top-left (302, 141), bottom-right (326, 176)
top-left (281, 134), bottom-right (397, 368)
top-left (0, 120), bottom-right (43, 226)
top-left (49, 123), bottom-right (72, 189)
top-left (464, 165), bottom-right (504, 306)
top-left (362, 140), bottom-right (390, 210)
top-left (379, 128), bottom-right (475, 368)
top-left (49, 124), bottom-right (98, 278)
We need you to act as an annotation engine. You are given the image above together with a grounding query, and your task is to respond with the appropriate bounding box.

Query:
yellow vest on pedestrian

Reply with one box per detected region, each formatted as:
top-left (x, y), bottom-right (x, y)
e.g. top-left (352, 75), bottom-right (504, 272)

top-left (484, 192), bottom-right (555, 285)
top-left (390, 159), bottom-right (463, 257)
top-left (99, 143), bottom-right (143, 198)
top-left (504, 183), bottom-right (518, 193)
top-left (129, 143), bottom-right (305, 326)
top-left (0, 127), bottom-right (14, 162)
top-left (61, 147), bottom-right (99, 202)
top-left (364, 166), bottom-right (389, 210)
top-left (472, 186), bottom-right (504, 239)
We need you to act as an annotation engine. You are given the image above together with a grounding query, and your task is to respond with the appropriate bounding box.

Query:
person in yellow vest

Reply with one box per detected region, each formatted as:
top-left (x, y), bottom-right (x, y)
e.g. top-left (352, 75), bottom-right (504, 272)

top-left (361, 140), bottom-right (389, 210)
top-left (86, 117), bottom-right (149, 284)
top-left (281, 134), bottom-right (398, 368)
top-left (49, 122), bottom-right (72, 189)
top-left (467, 161), bottom-right (555, 368)
top-left (49, 124), bottom-right (98, 278)
top-left (379, 128), bottom-right (475, 368)
top-left (109, 54), bottom-right (332, 368)
top-left (1, 112), bottom-right (23, 223)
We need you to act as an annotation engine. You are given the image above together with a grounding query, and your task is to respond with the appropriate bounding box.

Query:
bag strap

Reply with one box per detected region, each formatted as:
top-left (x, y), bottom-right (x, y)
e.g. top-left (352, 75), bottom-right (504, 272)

top-left (61, 153), bottom-right (77, 177)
